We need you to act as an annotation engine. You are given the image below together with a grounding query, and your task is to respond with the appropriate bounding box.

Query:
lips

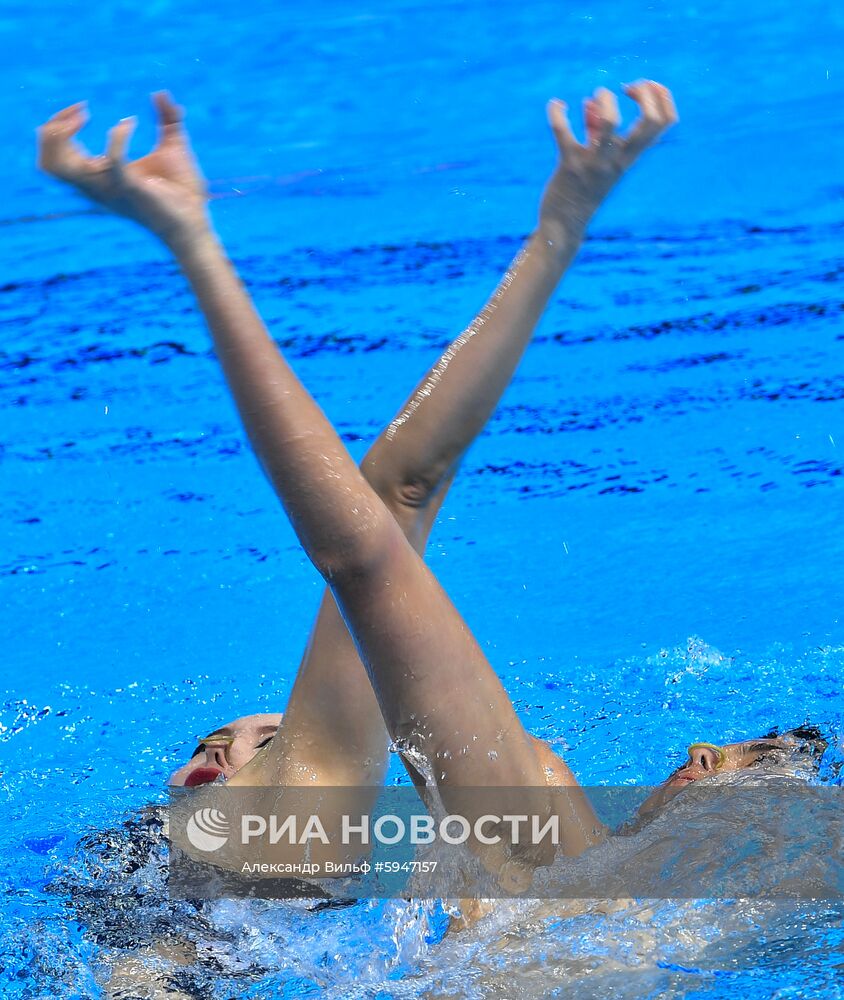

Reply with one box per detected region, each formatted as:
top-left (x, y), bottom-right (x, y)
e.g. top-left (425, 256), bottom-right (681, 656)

top-left (184, 766), bottom-right (224, 787)
top-left (666, 773), bottom-right (697, 787)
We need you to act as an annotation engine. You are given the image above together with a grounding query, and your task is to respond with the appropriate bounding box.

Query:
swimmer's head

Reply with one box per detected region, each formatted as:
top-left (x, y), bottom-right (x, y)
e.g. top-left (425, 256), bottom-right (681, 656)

top-left (167, 712), bottom-right (282, 787)
top-left (636, 725), bottom-right (828, 818)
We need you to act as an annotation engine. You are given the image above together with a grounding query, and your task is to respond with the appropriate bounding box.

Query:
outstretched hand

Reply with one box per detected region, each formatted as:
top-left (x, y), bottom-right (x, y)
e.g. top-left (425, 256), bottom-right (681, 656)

top-left (539, 80), bottom-right (678, 240)
top-left (37, 92), bottom-right (210, 250)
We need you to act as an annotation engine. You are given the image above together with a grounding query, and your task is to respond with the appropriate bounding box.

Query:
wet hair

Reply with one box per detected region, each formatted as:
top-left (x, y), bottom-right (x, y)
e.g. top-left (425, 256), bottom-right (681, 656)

top-left (760, 724), bottom-right (828, 763)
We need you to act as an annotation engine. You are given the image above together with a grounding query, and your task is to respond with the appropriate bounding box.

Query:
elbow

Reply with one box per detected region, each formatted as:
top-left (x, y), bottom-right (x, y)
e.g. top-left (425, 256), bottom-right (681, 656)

top-left (309, 501), bottom-right (404, 586)
top-left (383, 476), bottom-right (439, 511)
top-left (359, 451), bottom-right (449, 513)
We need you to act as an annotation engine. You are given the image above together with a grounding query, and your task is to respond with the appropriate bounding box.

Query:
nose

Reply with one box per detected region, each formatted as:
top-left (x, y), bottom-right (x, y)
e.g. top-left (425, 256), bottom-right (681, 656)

top-left (689, 746), bottom-right (720, 772)
top-left (202, 738), bottom-right (232, 770)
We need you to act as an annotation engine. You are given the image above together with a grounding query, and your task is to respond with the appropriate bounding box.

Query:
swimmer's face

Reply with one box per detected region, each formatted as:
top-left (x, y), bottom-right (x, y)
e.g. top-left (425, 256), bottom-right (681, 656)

top-left (167, 712), bottom-right (282, 787)
top-left (637, 737), bottom-right (788, 816)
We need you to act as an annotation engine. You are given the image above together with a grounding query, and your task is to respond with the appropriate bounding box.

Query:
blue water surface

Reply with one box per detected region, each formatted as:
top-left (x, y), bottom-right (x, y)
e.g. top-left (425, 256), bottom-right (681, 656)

top-left (2, 0), bottom-right (843, 996)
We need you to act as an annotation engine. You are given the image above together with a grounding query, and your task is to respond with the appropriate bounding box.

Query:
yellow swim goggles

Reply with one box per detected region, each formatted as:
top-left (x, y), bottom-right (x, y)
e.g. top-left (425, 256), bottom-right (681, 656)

top-left (686, 742), bottom-right (728, 769)
top-left (202, 733), bottom-right (235, 744)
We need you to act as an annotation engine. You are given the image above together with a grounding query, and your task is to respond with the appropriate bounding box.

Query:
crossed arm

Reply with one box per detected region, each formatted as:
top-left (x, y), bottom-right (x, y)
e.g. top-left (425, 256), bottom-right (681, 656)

top-left (37, 85), bottom-right (676, 815)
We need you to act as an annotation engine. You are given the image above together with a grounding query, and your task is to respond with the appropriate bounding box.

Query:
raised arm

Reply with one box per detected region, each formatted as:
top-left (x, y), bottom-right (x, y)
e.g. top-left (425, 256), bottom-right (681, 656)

top-left (362, 83), bottom-right (679, 528)
top-left (36, 93), bottom-right (550, 792)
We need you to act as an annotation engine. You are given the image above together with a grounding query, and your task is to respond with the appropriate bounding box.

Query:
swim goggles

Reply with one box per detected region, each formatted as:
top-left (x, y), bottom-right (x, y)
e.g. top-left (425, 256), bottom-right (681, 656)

top-left (201, 733), bottom-right (235, 747)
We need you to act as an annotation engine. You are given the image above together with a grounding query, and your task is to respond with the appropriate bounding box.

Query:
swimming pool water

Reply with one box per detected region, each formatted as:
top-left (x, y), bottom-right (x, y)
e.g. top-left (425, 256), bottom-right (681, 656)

top-left (2, 0), bottom-right (843, 996)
